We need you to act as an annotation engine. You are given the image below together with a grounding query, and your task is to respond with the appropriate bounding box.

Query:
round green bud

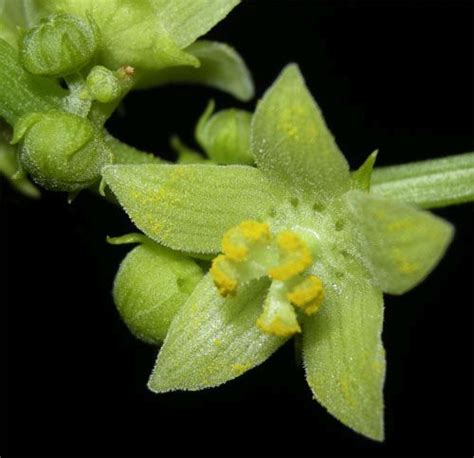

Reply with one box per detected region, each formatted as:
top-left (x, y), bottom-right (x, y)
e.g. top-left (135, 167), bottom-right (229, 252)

top-left (13, 110), bottom-right (111, 192)
top-left (20, 14), bottom-right (98, 77)
top-left (113, 238), bottom-right (204, 344)
top-left (86, 66), bottom-right (121, 103)
top-left (196, 102), bottom-right (254, 165)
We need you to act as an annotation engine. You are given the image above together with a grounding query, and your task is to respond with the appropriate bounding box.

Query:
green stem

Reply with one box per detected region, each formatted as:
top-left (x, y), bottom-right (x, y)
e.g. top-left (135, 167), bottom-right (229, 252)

top-left (371, 152), bottom-right (474, 209)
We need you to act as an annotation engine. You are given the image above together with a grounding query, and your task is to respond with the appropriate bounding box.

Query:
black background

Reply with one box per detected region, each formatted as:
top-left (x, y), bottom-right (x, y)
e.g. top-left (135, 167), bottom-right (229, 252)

top-left (4, 1), bottom-right (473, 456)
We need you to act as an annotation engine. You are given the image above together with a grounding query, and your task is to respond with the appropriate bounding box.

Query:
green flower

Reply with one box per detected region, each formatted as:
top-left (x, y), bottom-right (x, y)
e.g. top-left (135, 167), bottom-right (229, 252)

top-left (103, 65), bottom-right (454, 441)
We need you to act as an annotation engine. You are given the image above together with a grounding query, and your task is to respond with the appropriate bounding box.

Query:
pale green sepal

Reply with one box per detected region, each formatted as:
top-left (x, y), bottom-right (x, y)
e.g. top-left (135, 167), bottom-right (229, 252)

top-left (103, 163), bottom-right (279, 254)
top-left (251, 64), bottom-right (350, 203)
top-left (352, 150), bottom-right (378, 191)
top-left (150, 0), bottom-right (240, 49)
top-left (111, 234), bottom-right (203, 344)
top-left (148, 275), bottom-right (286, 392)
top-left (303, 263), bottom-right (385, 442)
top-left (136, 40), bottom-right (254, 101)
top-left (345, 190), bottom-right (454, 295)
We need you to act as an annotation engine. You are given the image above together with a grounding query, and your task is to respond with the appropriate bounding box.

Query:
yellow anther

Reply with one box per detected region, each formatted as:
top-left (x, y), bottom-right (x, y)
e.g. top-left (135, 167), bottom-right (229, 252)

top-left (210, 254), bottom-right (237, 296)
top-left (221, 234), bottom-right (248, 262)
top-left (268, 231), bottom-right (312, 281)
top-left (287, 275), bottom-right (324, 316)
top-left (238, 220), bottom-right (270, 241)
top-left (221, 220), bottom-right (270, 262)
top-left (256, 315), bottom-right (301, 337)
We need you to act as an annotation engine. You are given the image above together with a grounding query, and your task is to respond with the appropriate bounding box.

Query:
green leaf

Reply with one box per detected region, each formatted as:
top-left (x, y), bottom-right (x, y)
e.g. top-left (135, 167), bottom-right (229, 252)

top-left (135, 40), bottom-right (254, 101)
top-left (345, 190), bottom-right (454, 295)
top-left (251, 64), bottom-right (350, 204)
top-left (148, 275), bottom-right (286, 392)
top-left (3, 0), bottom-right (38, 28)
top-left (150, 0), bottom-right (240, 49)
top-left (371, 152), bottom-right (474, 209)
top-left (111, 234), bottom-right (203, 344)
top-left (0, 38), bottom-right (64, 125)
top-left (352, 150), bottom-right (378, 191)
top-left (103, 164), bottom-right (280, 254)
top-left (1, 0), bottom-right (39, 45)
top-left (303, 262), bottom-right (385, 441)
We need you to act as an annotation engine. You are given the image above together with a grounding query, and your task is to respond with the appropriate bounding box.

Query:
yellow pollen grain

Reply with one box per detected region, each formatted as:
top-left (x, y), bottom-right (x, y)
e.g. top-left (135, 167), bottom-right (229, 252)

top-left (287, 275), bottom-right (324, 315)
top-left (239, 220), bottom-right (270, 241)
top-left (213, 338), bottom-right (222, 347)
top-left (210, 255), bottom-right (237, 296)
top-left (255, 316), bottom-right (301, 337)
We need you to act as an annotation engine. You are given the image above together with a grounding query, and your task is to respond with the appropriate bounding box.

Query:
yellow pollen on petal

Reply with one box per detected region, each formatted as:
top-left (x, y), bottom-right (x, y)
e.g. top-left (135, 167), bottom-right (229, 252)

top-left (210, 254), bottom-right (237, 296)
top-left (268, 231), bottom-right (312, 281)
top-left (256, 315), bottom-right (301, 337)
top-left (230, 363), bottom-right (250, 374)
top-left (287, 275), bottom-right (324, 315)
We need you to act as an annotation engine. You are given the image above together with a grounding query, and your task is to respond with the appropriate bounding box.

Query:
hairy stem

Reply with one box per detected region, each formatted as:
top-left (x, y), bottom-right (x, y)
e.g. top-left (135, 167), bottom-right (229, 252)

top-left (372, 152), bottom-right (474, 209)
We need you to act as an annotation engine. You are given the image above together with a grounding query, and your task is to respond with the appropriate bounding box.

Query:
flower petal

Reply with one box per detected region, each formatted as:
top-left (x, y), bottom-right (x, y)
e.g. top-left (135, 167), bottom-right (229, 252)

top-left (251, 64), bottom-right (350, 203)
top-left (303, 264), bottom-right (385, 441)
top-left (148, 275), bottom-right (286, 392)
top-left (345, 190), bottom-right (454, 295)
top-left (136, 40), bottom-right (254, 102)
top-left (151, 0), bottom-right (240, 49)
top-left (103, 164), bottom-right (279, 254)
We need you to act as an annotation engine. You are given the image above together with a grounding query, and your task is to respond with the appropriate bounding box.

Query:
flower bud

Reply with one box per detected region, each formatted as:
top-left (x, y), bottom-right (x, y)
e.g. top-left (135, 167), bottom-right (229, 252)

top-left (111, 235), bottom-right (204, 344)
top-left (20, 14), bottom-right (98, 77)
top-left (85, 66), bottom-right (121, 104)
top-left (195, 101), bottom-right (254, 165)
top-left (12, 110), bottom-right (111, 191)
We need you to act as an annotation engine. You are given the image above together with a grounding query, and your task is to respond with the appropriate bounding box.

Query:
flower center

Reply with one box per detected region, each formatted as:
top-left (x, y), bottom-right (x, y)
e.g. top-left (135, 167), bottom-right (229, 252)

top-left (210, 220), bottom-right (324, 337)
